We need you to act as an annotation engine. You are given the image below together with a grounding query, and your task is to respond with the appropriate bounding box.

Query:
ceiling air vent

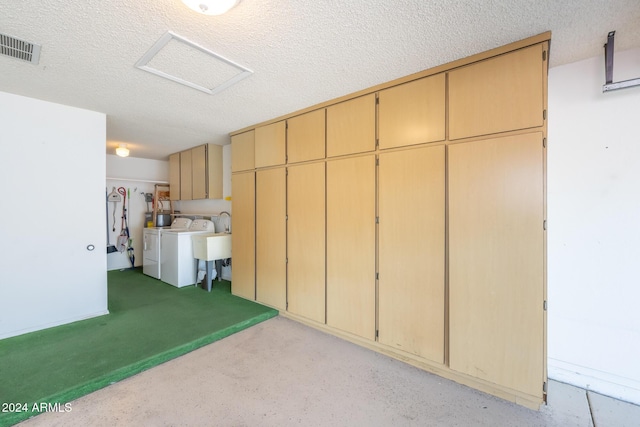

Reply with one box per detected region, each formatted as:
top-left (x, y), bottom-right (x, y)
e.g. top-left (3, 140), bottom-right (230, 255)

top-left (0, 33), bottom-right (41, 64)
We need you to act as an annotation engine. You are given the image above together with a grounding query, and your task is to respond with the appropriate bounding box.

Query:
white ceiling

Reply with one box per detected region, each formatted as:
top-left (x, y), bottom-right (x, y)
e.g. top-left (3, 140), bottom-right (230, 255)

top-left (1, 0), bottom-right (639, 160)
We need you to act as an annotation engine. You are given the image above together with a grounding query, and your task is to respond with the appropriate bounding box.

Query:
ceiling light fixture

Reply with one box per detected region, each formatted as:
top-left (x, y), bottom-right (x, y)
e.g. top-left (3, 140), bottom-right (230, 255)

top-left (181, 0), bottom-right (240, 15)
top-left (116, 144), bottom-right (130, 157)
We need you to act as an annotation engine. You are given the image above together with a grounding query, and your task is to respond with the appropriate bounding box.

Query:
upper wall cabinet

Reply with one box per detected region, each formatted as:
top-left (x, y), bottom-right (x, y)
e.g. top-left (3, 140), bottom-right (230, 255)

top-left (326, 94), bottom-right (376, 157)
top-left (255, 121), bottom-right (286, 168)
top-left (287, 109), bottom-right (325, 163)
top-left (191, 144), bottom-right (207, 200)
top-left (378, 74), bottom-right (446, 150)
top-left (180, 148), bottom-right (192, 200)
top-left (168, 144), bottom-right (222, 201)
top-left (231, 130), bottom-right (255, 172)
top-left (448, 44), bottom-right (545, 140)
top-left (169, 153), bottom-right (180, 201)
top-left (205, 144), bottom-right (223, 199)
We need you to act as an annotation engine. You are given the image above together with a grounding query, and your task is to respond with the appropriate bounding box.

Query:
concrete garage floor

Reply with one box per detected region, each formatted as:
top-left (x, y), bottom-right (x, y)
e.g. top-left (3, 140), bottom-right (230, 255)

top-left (18, 316), bottom-right (640, 427)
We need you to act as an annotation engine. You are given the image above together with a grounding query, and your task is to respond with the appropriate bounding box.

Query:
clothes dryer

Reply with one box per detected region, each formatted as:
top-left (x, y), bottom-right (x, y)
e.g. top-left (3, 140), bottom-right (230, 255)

top-left (142, 217), bottom-right (192, 279)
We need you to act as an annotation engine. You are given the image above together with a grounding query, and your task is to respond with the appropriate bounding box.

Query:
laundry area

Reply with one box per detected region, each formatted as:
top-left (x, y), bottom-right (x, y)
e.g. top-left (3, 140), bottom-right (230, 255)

top-left (105, 153), bottom-right (233, 290)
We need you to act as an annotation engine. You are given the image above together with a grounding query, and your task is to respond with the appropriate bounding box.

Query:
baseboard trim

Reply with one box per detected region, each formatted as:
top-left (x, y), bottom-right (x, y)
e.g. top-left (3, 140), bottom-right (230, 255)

top-left (0, 310), bottom-right (110, 340)
top-left (280, 310), bottom-right (544, 410)
top-left (548, 358), bottom-right (640, 406)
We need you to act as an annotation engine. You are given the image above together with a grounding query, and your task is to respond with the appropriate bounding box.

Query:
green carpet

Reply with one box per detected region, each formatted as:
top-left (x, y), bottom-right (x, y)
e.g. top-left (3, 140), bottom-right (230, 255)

top-left (0, 268), bottom-right (277, 427)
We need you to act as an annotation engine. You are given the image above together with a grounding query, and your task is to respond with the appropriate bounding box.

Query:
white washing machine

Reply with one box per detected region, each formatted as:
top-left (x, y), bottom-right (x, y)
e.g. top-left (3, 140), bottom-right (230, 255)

top-left (160, 219), bottom-right (215, 288)
top-left (142, 217), bottom-right (192, 279)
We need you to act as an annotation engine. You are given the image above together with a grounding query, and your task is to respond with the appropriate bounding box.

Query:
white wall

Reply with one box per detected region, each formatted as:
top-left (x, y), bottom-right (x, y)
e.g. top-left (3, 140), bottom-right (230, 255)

top-left (0, 91), bottom-right (108, 339)
top-left (106, 145), bottom-right (232, 276)
top-left (548, 47), bottom-right (640, 404)
top-left (106, 155), bottom-right (170, 271)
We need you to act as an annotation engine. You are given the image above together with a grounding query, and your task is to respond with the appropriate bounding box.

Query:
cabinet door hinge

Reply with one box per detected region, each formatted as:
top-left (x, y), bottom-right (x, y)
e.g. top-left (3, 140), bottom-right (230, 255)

top-left (543, 220), bottom-right (547, 231)
top-left (543, 138), bottom-right (547, 148)
top-left (376, 272), bottom-right (379, 280)
top-left (375, 329), bottom-right (379, 338)
top-left (543, 381), bottom-right (547, 393)
top-left (286, 257), bottom-right (288, 264)
top-left (375, 216), bottom-right (379, 224)
top-left (542, 50), bottom-right (547, 61)
top-left (543, 109), bottom-right (547, 120)
top-left (375, 94), bottom-right (380, 104)
top-left (543, 300), bottom-right (548, 311)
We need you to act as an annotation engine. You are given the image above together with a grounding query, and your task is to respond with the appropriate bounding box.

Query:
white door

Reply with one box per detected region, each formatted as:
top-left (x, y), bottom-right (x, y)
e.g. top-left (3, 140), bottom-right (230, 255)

top-left (0, 92), bottom-right (107, 339)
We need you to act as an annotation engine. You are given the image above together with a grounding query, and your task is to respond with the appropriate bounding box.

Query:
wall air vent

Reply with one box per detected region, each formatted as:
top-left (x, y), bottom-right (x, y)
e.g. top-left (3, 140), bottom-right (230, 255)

top-left (0, 33), bottom-right (41, 64)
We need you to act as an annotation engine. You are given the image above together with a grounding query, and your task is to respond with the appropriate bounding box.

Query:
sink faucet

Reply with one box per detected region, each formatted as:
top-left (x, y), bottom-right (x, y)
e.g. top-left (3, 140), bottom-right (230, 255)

top-left (219, 211), bottom-right (231, 233)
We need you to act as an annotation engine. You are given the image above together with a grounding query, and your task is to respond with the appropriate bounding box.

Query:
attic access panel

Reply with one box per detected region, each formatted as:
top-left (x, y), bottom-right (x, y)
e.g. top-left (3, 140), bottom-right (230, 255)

top-left (135, 31), bottom-right (253, 95)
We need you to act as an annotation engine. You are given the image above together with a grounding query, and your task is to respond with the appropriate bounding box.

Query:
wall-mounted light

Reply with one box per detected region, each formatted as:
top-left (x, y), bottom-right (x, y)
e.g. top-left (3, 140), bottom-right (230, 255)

top-left (181, 0), bottom-right (240, 15)
top-left (116, 143), bottom-right (130, 157)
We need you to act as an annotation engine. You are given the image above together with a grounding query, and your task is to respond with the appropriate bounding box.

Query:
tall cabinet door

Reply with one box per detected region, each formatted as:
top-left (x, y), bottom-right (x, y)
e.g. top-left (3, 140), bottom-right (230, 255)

top-left (287, 162), bottom-right (326, 324)
top-left (256, 168), bottom-right (287, 310)
top-left (378, 146), bottom-right (445, 362)
top-left (326, 155), bottom-right (376, 340)
top-left (448, 132), bottom-right (545, 398)
top-left (231, 171), bottom-right (255, 300)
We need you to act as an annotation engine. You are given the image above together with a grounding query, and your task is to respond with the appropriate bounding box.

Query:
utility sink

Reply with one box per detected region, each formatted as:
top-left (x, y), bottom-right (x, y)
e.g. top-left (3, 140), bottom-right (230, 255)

top-left (192, 233), bottom-right (232, 260)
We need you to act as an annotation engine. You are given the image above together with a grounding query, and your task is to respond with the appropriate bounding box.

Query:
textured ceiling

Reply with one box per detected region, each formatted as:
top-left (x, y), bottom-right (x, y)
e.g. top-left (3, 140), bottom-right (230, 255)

top-left (1, 0), bottom-right (639, 160)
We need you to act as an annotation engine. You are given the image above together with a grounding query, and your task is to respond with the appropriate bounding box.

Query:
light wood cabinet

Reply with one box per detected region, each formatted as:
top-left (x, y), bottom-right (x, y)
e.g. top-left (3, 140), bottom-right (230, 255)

top-left (169, 153), bottom-right (180, 201)
top-left (229, 34), bottom-right (548, 408)
top-left (169, 144), bottom-right (222, 201)
top-left (256, 168), bottom-right (287, 310)
top-left (231, 171), bottom-right (255, 300)
top-left (287, 162), bottom-right (326, 324)
top-left (378, 145), bottom-right (445, 363)
top-left (449, 44), bottom-right (545, 140)
top-left (191, 144), bottom-right (207, 200)
top-left (287, 109), bottom-right (325, 163)
top-left (255, 121), bottom-right (286, 168)
top-left (179, 148), bottom-right (192, 200)
top-left (231, 130), bottom-right (255, 172)
top-left (206, 144), bottom-right (223, 200)
top-left (326, 94), bottom-right (376, 157)
top-left (378, 74), bottom-right (446, 149)
top-left (448, 132), bottom-right (544, 398)
top-left (326, 155), bottom-right (376, 340)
